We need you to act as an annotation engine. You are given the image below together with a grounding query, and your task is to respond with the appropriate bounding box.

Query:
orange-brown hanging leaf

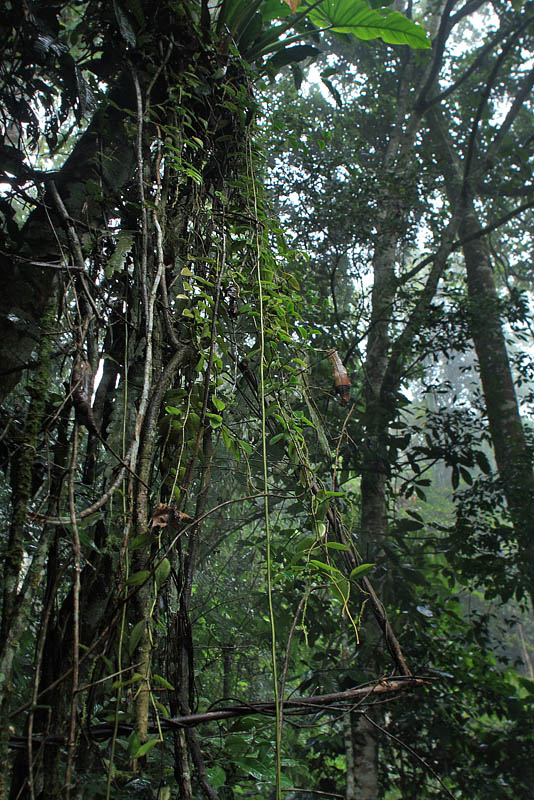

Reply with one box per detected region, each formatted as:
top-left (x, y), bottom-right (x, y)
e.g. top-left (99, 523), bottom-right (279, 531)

top-left (328, 349), bottom-right (351, 406)
top-left (283, 0), bottom-right (301, 11)
top-left (151, 503), bottom-right (192, 530)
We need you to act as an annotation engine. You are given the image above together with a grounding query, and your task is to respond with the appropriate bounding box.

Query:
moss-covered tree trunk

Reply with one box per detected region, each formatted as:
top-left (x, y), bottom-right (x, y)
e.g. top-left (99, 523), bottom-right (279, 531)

top-left (0, 298), bottom-right (57, 797)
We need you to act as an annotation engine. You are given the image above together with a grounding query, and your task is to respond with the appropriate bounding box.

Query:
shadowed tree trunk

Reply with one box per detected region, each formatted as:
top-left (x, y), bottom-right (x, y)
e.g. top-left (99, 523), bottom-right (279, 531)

top-left (0, 75), bottom-right (137, 403)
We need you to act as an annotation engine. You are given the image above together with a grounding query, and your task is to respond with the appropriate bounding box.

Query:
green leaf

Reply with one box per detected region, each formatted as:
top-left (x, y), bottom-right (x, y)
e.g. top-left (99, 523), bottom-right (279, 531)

top-left (305, 0), bottom-right (431, 49)
top-left (234, 756), bottom-right (276, 781)
top-left (349, 563), bottom-right (375, 580)
top-left (152, 673), bottom-right (175, 690)
top-left (127, 730), bottom-right (140, 757)
top-left (155, 558), bottom-right (171, 589)
top-left (294, 535), bottom-right (318, 552)
top-left (207, 765), bottom-right (227, 789)
top-left (291, 63), bottom-right (304, 90)
top-left (239, 440), bottom-right (253, 455)
top-left (129, 531), bottom-right (154, 551)
top-left (154, 700), bottom-right (170, 718)
top-left (396, 518), bottom-right (424, 532)
top-left (459, 466), bottom-right (473, 486)
top-left (322, 77), bottom-right (342, 108)
top-left (78, 529), bottom-right (101, 553)
top-left (105, 230), bottom-right (134, 278)
top-left (310, 559), bottom-right (342, 577)
top-left (126, 570), bottom-right (151, 586)
top-left (323, 541), bottom-right (350, 551)
top-left (315, 489), bottom-right (346, 500)
top-left (129, 620), bottom-right (145, 657)
top-left (134, 738), bottom-right (160, 758)
top-left (286, 273), bottom-right (301, 290)
top-left (112, 672), bottom-right (143, 689)
top-left (330, 576), bottom-right (350, 604)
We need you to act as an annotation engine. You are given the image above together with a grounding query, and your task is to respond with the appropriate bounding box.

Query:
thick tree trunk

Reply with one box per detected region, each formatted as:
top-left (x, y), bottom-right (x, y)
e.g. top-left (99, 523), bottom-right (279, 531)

top-left (0, 75), bottom-right (136, 403)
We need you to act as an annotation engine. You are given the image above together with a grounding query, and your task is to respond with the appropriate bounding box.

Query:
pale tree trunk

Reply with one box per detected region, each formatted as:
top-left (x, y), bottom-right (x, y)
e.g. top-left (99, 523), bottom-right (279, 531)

top-left (354, 715), bottom-right (378, 800)
top-left (341, 626), bottom-right (356, 800)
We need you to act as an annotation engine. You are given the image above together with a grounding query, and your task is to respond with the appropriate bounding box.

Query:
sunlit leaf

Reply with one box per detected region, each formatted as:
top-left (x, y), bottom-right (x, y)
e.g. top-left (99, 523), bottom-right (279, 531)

top-left (305, 0), bottom-right (431, 49)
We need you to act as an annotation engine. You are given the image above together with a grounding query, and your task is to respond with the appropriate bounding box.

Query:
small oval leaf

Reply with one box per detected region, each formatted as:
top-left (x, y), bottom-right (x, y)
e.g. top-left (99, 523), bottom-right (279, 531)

top-left (155, 558), bottom-right (171, 589)
top-left (349, 563), bottom-right (375, 580)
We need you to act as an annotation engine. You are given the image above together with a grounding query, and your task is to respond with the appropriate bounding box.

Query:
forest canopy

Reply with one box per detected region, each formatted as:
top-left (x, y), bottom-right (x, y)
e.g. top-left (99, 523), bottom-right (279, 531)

top-left (1, 0), bottom-right (534, 798)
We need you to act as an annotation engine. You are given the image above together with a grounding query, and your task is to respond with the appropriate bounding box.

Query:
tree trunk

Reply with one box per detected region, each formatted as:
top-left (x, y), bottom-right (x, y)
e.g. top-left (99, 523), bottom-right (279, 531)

top-left (461, 205), bottom-right (534, 586)
top-left (429, 108), bottom-right (534, 595)
top-left (354, 715), bottom-right (378, 800)
top-left (0, 75), bottom-right (137, 403)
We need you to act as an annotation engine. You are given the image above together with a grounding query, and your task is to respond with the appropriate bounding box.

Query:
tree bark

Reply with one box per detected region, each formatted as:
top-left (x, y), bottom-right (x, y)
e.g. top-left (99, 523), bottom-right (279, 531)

top-left (0, 74), bottom-right (136, 403)
top-left (354, 715), bottom-right (378, 800)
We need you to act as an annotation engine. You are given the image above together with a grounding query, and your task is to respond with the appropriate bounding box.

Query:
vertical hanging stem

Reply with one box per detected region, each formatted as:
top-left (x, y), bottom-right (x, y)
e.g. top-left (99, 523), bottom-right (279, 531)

top-left (65, 423), bottom-right (81, 799)
top-left (248, 140), bottom-right (282, 800)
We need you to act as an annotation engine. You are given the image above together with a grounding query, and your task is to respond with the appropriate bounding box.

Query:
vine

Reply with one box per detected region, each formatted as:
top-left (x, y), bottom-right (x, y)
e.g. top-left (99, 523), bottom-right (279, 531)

top-left (249, 139), bottom-right (283, 799)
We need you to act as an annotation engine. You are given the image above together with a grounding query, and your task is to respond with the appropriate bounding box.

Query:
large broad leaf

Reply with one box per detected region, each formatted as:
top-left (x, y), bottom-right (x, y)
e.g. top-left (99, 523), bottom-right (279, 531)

top-left (305, 0), bottom-right (431, 49)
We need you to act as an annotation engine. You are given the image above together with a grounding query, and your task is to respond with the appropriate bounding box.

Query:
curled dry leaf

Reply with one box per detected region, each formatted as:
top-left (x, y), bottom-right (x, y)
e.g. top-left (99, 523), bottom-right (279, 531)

top-left (328, 349), bottom-right (351, 406)
top-left (151, 503), bottom-right (192, 530)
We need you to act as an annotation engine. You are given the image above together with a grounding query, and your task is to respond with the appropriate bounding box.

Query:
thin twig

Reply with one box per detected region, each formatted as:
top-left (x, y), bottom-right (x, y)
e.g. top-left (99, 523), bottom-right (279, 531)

top-left (363, 712), bottom-right (457, 800)
top-left (47, 181), bottom-right (103, 322)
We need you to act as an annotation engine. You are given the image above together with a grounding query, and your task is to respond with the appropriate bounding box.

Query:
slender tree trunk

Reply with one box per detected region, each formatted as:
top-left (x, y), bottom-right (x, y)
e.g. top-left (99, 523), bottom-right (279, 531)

top-left (354, 715), bottom-right (378, 800)
top-left (429, 108), bottom-right (534, 594)
top-left (341, 626), bottom-right (356, 800)
top-left (460, 205), bottom-right (534, 578)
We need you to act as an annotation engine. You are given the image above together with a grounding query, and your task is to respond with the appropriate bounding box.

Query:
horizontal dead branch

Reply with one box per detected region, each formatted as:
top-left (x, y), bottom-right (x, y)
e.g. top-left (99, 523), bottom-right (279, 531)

top-left (8, 677), bottom-right (424, 749)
